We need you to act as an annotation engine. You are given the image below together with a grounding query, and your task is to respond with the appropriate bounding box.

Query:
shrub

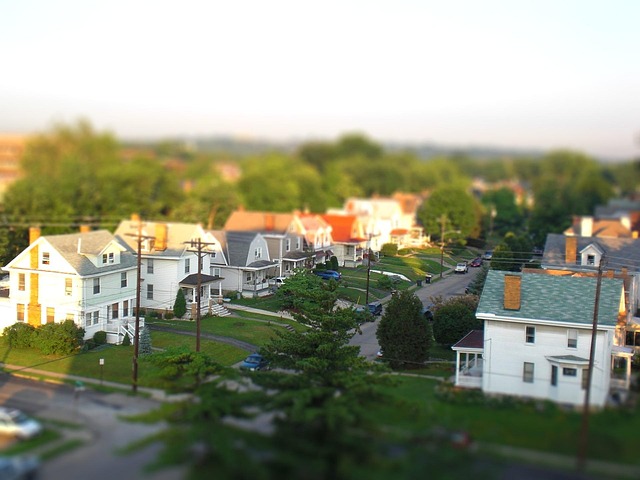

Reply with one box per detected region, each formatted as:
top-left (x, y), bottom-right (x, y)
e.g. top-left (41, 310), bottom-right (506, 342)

top-left (173, 289), bottom-right (187, 318)
top-left (329, 256), bottom-right (339, 270)
top-left (121, 333), bottom-right (131, 346)
top-left (381, 243), bottom-right (398, 257)
top-left (139, 326), bottom-right (153, 355)
top-left (3, 323), bottom-right (36, 349)
top-left (165, 311), bottom-right (175, 320)
top-left (93, 330), bottom-right (107, 346)
top-left (377, 275), bottom-right (393, 290)
top-left (34, 320), bottom-right (85, 356)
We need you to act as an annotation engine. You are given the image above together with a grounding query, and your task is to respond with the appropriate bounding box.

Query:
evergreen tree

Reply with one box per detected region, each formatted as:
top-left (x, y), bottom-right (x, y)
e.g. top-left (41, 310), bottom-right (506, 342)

top-left (173, 288), bottom-right (187, 318)
top-left (139, 325), bottom-right (152, 355)
top-left (376, 290), bottom-right (432, 369)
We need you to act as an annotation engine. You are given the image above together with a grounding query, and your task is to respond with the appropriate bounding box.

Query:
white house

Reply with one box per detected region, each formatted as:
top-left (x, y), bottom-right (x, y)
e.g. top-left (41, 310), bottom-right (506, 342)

top-left (4, 228), bottom-right (139, 344)
top-left (453, 270), bottom-right (633, 408)
top-left (114, 219), bottom-right (228, 318)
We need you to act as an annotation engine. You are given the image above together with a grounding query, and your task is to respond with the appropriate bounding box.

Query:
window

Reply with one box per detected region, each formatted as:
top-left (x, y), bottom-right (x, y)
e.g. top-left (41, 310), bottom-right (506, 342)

top-left (586, 254), bottom-right (595, 266)
top-left (551, 365), bottom-right (558, 386)
top-left (42, 252), bottom-right (50, 265)
top-left (121, 272), bottom-right (127, 288)
top-left (296, 238), bottom-right (301, 249)
top-left (93, 311), bottom-right (99, 325)
top-left (17, 304), bottom-right (24, 322)
top-left (246, 273), bottom-right (252, 282)
top-left (93, 278), bottom-right (100, 294)
top-left (102, 253), bottom-right (114, 264)
top-left (147, 284), bottom-right (154, 300)
top-left (563, 367), bottom-right (577, 377)
top-left (581, 368), bottom-right (589, 390)
top-left (567, 329), bottom-right (578, 348)
top-left (65, 278), bottom-right (72, 296)
top-left (112, 303), bottom-right (119, 319)
top-left (211, 267), bottom-right (221, 277)
top-left (85, 313), bottom-right (92, 328)
top-left (46, 307), bottom-right (54, 324)
top-left (285, 238), bottom-right (291, 252)
top-left (211, 251), bottom-right (217, 258)
top-left (122, 300), bottom-right (129, 317)
top-left (255, 247), bottom-right (262, 258)
top-left (18, 273), bottom-right (25, 291)
top-left (147, 259), bottom-right (154, 274)
top-left (65, 313), bottom-right (74, 322)
top-left (523, 362), bottom-right (534, 383)
top-left (86, 311), bottom-right (99, 328)
top-left (525, 326), bottom-right (535, 344)
top-left (185, 258), bottom-right (190, 274)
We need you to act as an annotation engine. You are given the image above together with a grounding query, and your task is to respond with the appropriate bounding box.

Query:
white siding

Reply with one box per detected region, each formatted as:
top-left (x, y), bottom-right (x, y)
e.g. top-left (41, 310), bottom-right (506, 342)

top-left (482, 319), bottom-right (612, 407)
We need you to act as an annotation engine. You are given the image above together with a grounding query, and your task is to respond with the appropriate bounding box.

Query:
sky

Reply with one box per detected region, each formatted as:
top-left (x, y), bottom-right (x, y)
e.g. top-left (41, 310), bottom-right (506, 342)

top-left (1, 0), bottom-right (639, 160)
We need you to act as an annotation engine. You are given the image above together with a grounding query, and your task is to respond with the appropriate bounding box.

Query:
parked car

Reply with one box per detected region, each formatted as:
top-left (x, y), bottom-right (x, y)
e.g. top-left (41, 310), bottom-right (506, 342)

top-left (0, 455), bottom-right (40, 480)
top-left (0, 408), bottom-right (42, 440)
top-left (454, 262), bottom-right (469, 274)
top-left (366, 301), bottom-right (383, 316)
top-left (239, 353), bottom-right (269, 371)
top-left (422, 303), bottom-right (434, 321)
top-left (313, 270), bottom-right (342, 280)
top-left (269, 276), bottom-right (287, 287)
top-left (469, 257), bottom-right (483, 267)
top-left (483, 250), bottom-right (493, 260)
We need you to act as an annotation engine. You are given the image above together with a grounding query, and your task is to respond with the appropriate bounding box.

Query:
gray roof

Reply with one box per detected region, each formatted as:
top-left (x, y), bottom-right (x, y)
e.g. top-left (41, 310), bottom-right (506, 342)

top-left (44, 230), bottom-right (137, 276)
top-left (542, 233), bottom-right (640, 272)
top-left (215, 231), bottom-right (276, 269)
top-left (180, 273), bottom-right (221, 286)
top-left (477, 270), bottom-right (623, 327)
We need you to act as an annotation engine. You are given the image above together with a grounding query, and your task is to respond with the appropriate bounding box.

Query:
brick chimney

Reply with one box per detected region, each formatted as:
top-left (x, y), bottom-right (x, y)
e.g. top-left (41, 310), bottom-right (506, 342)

top-left (155, 223), bottom-right (168, 251)
top-left (565, 236), bottom-right (577, 264)
top-left (79, 224), bottom-right (91, 233)
top-left (29, 227), bottom-right (41, 244)
top-left (265, 214), bottom-right (275, 231)
top-left (504, 275), bottom-right (522, 310)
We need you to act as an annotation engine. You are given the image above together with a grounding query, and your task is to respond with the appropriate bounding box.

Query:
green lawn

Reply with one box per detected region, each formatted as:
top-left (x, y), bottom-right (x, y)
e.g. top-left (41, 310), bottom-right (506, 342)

top-left (373, 375), bottom-right (640, 466)
top-left (147, 315), bottom-right (289, 345)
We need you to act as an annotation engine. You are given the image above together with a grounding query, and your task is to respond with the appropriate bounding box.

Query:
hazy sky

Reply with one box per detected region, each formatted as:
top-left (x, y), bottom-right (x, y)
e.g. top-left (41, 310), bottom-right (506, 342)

top-left (2, 0), bottom-right (639, 159)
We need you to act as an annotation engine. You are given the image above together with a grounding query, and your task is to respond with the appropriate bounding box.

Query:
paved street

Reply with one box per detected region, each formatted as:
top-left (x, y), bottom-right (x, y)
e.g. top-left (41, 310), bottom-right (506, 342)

top-left (0, 374), bottom-right (184, 480)
top-left (350, 266), bottom-right (482, 360)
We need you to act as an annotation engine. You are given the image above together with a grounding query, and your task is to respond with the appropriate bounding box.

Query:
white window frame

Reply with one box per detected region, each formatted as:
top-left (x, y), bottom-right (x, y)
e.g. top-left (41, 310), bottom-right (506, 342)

top-left (42, 252), bottom-right (50, 265)
top-left (523, 362), bottom-right (534, 383)
top-left (147, 258), bottom-right (154, 274)
top-left (567, 329), bottom-right (578, 348)
top-left (147, 284), bottom-right (154, 300)
top-left (18, 273), bottom-right (25, 291)
top-left (93, 278), bottom-right (100, 295)
top-left (121, 272), bottom-right (127, 288)
top-left (525, 326), bottom-right (535, 344)
top-left (185, 258), bottom-right (190, 274)
top-left (65, 278), bottom-right (72, 296)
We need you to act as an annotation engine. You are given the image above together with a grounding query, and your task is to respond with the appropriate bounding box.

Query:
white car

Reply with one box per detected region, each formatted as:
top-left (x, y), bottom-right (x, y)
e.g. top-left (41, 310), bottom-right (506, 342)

top-left (0, 408), bottom-right (42, 439)
top-left (269, 276), bottom-right (287, 287)
top-left (454, 262), bottom-right (468, 274)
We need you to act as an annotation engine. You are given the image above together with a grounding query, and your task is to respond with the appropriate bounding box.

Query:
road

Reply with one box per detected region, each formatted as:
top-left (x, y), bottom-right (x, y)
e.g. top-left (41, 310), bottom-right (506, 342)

top-left (350, 266), bottom-right (482, 360)
top-left (0, 374), bottom-right (184, 480)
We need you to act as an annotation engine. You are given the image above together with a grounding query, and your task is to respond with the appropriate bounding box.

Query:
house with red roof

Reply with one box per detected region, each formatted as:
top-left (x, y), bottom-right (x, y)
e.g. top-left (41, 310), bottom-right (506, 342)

top-left (321, 214), bottom-right (367, 267)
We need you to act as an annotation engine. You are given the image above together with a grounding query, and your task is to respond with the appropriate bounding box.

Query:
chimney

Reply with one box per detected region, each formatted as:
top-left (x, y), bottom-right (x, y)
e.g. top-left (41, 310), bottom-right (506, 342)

top-left (155, 223), bottom-right (168, 251)
top-left (131, 213), bottom-right (140, 223)
top-left (633, 231), bottom-right (638, 239)
top-left (581, 216), bottom-right (593, 237)
top-left (621, 215), bottom-right (631, 230)
top-left (565, 236), bottom-right (577, 264)
top-left (77, 238), bottom-right (82, 254)
top-left (265, 214), bottom-right (275, 231)
top-left (79, 224), bottom-right (91, 233)
top-left (29, 227), bottom-right (41, 244)
top-left (503, 275), bottom-right (522, 310)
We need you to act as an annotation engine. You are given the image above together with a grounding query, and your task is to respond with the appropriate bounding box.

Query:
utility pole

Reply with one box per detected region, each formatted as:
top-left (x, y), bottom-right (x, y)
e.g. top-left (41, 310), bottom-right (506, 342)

top-left (187, 238), bottom-right (216, 352)
top-left (577, 254), bottom-right (606, 471)
top-left (365, 234), bottom-right (372, 305)
top-left (127, 218), bottom-right (154, 394)
top-left (439, 214), bottom-right (446, 278)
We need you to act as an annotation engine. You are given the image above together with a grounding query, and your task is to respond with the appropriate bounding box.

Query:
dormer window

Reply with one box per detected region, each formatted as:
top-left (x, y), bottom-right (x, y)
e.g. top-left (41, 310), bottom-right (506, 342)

top-left (586, 254), bottom-right (595, 266)
top-left (102, 252), bottom-right (115, 264)
top-left (255, 247), bottom-right (262, 258)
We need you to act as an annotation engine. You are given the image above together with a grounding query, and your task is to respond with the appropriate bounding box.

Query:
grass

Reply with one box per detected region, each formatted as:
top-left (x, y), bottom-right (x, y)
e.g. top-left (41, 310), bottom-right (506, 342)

top-left (147, 316), bottom-right (288, 346)
top-left (372, 375), bottom-right (640, 466)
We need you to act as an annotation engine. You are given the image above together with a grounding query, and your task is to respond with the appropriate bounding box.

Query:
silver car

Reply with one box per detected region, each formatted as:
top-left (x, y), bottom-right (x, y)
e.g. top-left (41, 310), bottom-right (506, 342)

top-left (0, 408), bottom-right (42, 440)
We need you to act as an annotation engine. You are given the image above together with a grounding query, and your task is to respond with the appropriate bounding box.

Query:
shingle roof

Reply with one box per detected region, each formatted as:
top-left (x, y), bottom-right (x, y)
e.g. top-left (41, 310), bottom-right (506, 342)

top-left (321, 214), bottom-right (365, 243)
top-left (477, 270), bottom-right (623, 326)
top-left (44, 230), bottom-right (136, 276)
top-left (542, 233), bottom-right (640, 272)
top-left (452, 330), bottom-right (484, 350)
top-left (223, 210), bottom-right (295, 233)
top-left (114, 220), bottom-right (206, 257)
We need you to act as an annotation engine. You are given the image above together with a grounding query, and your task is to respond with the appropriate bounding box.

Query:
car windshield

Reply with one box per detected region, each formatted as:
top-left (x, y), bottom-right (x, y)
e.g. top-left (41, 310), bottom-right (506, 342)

top-left (245, 355), bottom-right (261, 364)
top-left (9, 411), bottom-right (30, 424)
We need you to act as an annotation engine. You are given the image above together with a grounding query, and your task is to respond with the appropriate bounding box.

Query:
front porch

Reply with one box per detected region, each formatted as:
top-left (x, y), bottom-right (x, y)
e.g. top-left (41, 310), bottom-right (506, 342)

top-left (452, 330), bottom-right (484, 389)
top-left (105, 317), bottom-right (145, 345)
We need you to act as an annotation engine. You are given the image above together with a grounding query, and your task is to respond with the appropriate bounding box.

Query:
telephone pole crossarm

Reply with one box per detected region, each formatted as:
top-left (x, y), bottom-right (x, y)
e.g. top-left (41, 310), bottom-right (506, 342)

top-left (186, 238), bottom-right (217, 352)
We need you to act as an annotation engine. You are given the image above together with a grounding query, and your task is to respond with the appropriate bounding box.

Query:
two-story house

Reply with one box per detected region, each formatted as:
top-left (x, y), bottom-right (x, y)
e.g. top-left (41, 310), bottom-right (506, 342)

top-left (321, 213), bottom-right (367, 267)
top-left (296, 212), bottom-right (335, 265)
top-left (542, 234), bottom-right (640, 351)
top-left (209, 230), bottom-right (277, 297)
top-left (4, 228), bottom-right (139, 344)
top-left (453, 270), bottom-right (633, 408)
top-left (223, 209), bottom-right (313, 276)
top-left (114, 219), bottom-right (227, 318)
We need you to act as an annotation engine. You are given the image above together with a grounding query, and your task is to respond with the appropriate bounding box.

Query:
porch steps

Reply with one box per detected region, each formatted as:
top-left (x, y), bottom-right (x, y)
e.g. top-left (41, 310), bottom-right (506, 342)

top-left (210, 303), bottom-right (231, 317)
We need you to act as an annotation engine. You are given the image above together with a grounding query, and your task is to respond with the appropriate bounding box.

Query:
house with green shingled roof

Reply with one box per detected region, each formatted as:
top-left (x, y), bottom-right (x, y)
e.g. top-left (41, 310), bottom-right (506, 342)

top-left (453, 270), bottom-right (633, 408)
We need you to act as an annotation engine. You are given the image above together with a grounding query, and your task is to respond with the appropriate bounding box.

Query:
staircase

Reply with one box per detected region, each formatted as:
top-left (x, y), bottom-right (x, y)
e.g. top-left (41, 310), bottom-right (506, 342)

top-left (209, 303), bottom-right (231, 317)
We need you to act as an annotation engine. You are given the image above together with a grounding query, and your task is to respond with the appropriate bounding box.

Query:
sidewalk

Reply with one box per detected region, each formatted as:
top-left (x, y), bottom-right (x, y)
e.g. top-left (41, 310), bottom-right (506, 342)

top-left (225, 303), bottom-right (295, 322)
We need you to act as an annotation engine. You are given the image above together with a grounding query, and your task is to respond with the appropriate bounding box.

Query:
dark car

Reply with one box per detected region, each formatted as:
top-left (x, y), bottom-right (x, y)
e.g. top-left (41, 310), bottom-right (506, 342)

top-left (367, 301), bottom-right (383, 316)
top-left (313, 270), bottom-right (342, 280)
top-left (422, 304), bottom-right (434, 321)
top-left (239, 353), bottom-right (269, 371)
top-left (469, 257), bottom-right (483, 267)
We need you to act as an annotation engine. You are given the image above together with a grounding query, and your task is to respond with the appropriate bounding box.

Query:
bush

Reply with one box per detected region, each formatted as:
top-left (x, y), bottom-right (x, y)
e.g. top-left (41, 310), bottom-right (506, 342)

top-left (381, 243), bottom-right (398, 257)
top-left (3, 323), bottom-right (36, 349)
top-left (93, 330), bottom-right (107, 346)
top-left (173, 289), bottom-right (187, 318)
top-left (377, 275), bottom-right (393, 290)
top-left (121, 333), bottom-right (131, 346)
top-left (329, 256), bottom-right (339, 270)
top-left (34, 320), bottom-right (85, 356)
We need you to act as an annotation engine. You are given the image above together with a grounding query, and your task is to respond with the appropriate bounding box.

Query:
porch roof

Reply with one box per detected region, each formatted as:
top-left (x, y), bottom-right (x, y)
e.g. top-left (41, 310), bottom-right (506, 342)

top-left (179, 273), bottom-right (221, 286)
top-left (452, 330), bottom-right (484, 351)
